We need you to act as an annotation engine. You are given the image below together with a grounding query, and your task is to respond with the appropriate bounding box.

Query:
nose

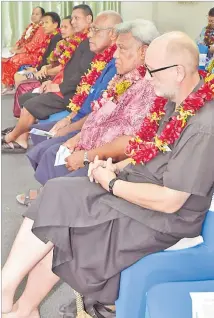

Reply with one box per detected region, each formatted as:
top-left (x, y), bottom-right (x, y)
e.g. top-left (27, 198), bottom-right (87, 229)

top-left (88, 30), bottom-right (93, 38)
top-left (113, 47), bottom-right (119, 59)
top-left (145, 70), bottom-right (152, 81)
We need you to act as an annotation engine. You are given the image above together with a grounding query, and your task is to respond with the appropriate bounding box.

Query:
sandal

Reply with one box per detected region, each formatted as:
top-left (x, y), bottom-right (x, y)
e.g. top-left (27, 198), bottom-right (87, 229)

top-left (16, 188), bottom-right (43, 206)
top-left (2, 87), bottom-right (16, 95)
top-left (2, 126), bottom-right (15, 136)
top-left (1, 138), bottom-right (27, 153)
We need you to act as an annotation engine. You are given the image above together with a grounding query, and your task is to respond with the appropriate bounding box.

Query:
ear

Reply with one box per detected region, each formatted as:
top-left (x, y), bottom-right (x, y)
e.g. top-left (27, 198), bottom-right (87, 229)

top-left (176, 65), bottom-right (185, 83)
top-left (87, 15), bottom-right (93, 25)
top-left (139, 45), bottom-right (147, 62)
top-left (109, 29), bottom-right (117, 42)
top-left (53, 22), bottom-right (58, 30)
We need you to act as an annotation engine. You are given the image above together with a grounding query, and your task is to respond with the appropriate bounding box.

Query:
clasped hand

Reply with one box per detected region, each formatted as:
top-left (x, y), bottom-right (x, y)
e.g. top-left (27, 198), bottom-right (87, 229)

top-left (88, 156), bottom-right (117, 191)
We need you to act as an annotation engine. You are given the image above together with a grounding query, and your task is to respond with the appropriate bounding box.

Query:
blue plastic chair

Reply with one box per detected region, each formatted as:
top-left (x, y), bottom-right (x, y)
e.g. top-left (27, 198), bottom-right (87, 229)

top-left (198, 44), bottom-right (209, 70)
top-left (145, 280), bottom-right (214, 318)
top-left (39, 110), bottom-right (70, 124)
top-left (116, 205), bottom-right (214, 318)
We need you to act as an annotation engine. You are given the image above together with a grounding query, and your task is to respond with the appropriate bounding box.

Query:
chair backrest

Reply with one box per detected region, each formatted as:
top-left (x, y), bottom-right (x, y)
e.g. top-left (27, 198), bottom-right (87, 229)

top-left (202, 195), bottom-right (214, 245)
top-left (198, 44), bottom-right (208, 70)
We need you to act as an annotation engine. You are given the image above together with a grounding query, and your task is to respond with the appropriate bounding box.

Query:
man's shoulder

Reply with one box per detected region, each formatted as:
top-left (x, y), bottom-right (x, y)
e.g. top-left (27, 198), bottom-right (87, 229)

top-left (186, 99), bottom-right (214, 136)
top-left (78, 38), bottom-right (90, 51)
top-left (52, 33), bottom-right (62, 42)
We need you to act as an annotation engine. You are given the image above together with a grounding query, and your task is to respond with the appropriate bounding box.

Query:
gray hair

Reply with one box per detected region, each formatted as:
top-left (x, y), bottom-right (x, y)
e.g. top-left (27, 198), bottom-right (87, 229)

top-left (115, 19), bottom-right (159, 45)
top-left (96, 10), bottom-right (123, 23)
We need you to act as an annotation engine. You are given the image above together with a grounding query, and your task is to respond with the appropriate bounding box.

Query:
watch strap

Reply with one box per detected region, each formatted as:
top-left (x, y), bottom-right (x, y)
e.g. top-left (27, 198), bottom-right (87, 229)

top-left (108, 177), bottom-right (119, 195)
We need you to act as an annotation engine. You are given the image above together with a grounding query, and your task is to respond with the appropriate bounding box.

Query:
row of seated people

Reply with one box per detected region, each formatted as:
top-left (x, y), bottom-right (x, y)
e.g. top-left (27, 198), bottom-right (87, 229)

top-left (1, 4), bottom-right (214, 318)
top-left (2, 5), bottom-right (214, 95)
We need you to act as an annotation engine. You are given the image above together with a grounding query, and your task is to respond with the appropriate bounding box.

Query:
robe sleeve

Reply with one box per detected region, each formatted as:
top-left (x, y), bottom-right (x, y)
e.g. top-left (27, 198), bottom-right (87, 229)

top-left (163, 122), bottom-right (214, 197)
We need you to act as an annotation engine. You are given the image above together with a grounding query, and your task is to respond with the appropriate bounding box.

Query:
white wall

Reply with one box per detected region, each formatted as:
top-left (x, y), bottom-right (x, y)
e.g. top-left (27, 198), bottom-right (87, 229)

top-left (121, 1), bottom-right (213, 39)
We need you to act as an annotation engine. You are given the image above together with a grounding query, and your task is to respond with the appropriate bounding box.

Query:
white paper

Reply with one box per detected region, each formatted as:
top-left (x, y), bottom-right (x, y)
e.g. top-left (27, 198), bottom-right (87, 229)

top-left (17, 70), bottom-right (27, 75)
top-left (199, 54), bottom-right (207, 67)
top-left (166, 236), bottom-right (203, 251)
top-left (190, 292), bottom-right (214, 318)
top-left (2, 47), bottom-right (15, 58)
top-left (54, 145), bottom-right (72, 166)
top-left (30, 128), bottom-right (54, 138)
top-left (32, 87), bottom-right (41, 94)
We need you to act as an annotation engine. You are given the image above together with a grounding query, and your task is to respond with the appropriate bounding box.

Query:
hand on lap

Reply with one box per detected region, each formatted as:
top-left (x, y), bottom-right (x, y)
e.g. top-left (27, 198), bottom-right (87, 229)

top-left (49, 118), bottom-right (70, 136)
top-left (65, 150), bottom-right (85, 171)
top-left (90, 157), bottom-right (117, 191)
top-left (44, 83), bottom-right (60, 93)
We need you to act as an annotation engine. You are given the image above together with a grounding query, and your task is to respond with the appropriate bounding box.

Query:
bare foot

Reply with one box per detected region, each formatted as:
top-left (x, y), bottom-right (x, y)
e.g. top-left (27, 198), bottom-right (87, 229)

top-left (1, 288), bottom-right (14, 313)
top-left (2, 309), bottom-right (40, 318)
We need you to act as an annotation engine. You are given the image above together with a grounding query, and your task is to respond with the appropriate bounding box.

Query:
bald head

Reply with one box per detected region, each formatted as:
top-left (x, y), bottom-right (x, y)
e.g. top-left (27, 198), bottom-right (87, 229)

top-left (147, 31), bottom-right (199, 74)
top-left (88, 11), bottom-right (122, 54)
top-left (96, 10), bottom-right (123, 26)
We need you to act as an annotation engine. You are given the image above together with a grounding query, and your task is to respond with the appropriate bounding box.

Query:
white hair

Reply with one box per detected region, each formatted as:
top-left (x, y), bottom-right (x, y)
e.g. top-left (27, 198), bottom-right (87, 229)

top-left (115, 19), bottom-right (159, 45)
top-left (96, 10), bottom-right (123, 23)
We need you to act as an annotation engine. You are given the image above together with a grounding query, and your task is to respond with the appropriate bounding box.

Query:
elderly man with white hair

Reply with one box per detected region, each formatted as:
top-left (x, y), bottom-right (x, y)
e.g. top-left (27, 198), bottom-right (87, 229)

top-left (3, 29), bottom-right (214, 318)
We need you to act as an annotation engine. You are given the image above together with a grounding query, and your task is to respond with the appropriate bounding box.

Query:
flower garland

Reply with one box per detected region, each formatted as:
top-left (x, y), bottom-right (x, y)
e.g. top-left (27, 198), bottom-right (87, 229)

top-left (33, 28), bottom-right (61, 68)
top-left (91, 65), bottom-right (146, 112)
top-left (206, 58), bottom-right (214, 74)
top-left (16, 22), bottom-right (41, 48)
top-left (126, 71), bottom-right (214, 164)
top-left (47, 32), bottom-right (88, 66)
top-left (204, 25), bottom-right (214, 47)
top-left (67, 44), bottom-right (117, 113)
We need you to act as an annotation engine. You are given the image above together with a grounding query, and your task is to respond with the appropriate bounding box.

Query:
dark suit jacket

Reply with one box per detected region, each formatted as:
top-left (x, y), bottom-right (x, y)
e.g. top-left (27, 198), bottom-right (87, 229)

top-left (38, 33), bottom-right (62, 71)
top-left (59, 39), bottom-right (95, 103)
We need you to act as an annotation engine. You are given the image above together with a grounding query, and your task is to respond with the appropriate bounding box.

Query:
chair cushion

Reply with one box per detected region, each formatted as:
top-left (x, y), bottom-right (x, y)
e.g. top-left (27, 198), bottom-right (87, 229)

top-left (145, 280), bottom-right (214, 318)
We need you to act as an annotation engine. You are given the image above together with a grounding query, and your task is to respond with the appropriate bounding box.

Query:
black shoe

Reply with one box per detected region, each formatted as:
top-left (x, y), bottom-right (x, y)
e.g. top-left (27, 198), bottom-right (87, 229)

top-left (2, 126), bottom-right (15, 136)
top-left (58, 298), bottom-right (116, 318)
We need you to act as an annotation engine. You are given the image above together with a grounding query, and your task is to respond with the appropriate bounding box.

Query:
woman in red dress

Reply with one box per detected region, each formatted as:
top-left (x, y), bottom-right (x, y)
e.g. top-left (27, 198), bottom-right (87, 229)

top-left (2, 6), bottom-right (46, 94)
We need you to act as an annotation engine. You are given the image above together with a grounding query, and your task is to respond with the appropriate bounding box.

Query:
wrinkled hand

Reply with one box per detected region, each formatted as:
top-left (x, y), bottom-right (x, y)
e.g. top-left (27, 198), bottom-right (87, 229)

top-left (44, 83), bottom-right (60, 93)
top-left (49, 117), bottom-right (70, 136)
top-left (35, 66), bottom-right (48, 80)
top-left (65, 150), bottom-right (85, 171)
top-left (91, 157), bottom-right (116, 191)
top-left (39, 80), bottom-right (52, 93)
top-left (63, 136), bottom-right (78, 151)
top-left (88, 155), bottom-right (107, 182)
top-left (54, 125), bottom-right (73, 137)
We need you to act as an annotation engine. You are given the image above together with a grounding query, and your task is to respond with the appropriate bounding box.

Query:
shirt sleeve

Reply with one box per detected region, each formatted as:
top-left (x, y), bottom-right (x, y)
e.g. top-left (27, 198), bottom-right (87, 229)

top-left (163, 123), bottom-right (214, 196)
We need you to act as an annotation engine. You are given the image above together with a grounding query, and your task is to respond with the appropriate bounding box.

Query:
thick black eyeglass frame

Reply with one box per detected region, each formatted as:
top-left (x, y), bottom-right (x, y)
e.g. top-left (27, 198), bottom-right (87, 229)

top-left (145, 64), bottom-right (178, 77)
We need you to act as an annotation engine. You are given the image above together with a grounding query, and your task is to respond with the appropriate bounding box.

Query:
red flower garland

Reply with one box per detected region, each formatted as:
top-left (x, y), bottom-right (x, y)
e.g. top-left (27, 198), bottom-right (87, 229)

top-left (67, 44), bottom-right (117, 113)
top-left (204, 25), bottom-right (214, 47)
top-left (33, 28), bottom-right (61, 68)
top-left (126, 71), bottom-right (214, 164)
top-left (16, 22), bottom-right (41, 48)
top-left (48, 32), bottom-right (88, 66)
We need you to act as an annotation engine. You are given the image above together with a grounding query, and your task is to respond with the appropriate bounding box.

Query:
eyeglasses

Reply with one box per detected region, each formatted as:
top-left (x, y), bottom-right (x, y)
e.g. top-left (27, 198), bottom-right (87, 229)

top-left (89, 26), bottom-right (113, 34)
top-left (145, 64), bottom-right (178, 77)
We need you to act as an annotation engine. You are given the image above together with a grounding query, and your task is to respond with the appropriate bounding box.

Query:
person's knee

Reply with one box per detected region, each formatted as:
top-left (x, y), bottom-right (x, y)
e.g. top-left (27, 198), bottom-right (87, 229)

top-left (14, 73), bottom-right (26, 85)
top-left (21, 107), bottom-right (33, 119)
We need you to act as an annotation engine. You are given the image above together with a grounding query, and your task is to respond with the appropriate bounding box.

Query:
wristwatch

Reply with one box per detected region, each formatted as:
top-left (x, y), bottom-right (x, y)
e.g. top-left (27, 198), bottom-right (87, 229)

top-left (108, 177), bottom-right (119, 195)
top-left (83, 151), bottom-right (90, 166)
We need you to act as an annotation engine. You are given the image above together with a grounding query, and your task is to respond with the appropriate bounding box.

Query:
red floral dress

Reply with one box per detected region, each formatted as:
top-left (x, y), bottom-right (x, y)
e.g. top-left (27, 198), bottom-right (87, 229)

top-left (2, 25), bottom-right (46, 86)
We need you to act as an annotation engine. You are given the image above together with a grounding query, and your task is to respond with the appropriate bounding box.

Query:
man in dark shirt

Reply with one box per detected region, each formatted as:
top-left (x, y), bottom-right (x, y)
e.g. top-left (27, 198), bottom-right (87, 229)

top-left (2, 5), bottom-right (94, 152)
